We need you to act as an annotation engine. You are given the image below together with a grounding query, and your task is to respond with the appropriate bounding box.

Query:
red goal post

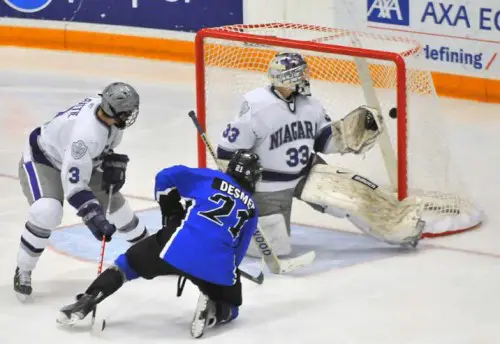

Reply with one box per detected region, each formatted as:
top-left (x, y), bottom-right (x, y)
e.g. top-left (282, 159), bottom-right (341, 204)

top-left (194, 23), bottom-right (425, 199)
top-left (194, 23), bottom-right (482, 237)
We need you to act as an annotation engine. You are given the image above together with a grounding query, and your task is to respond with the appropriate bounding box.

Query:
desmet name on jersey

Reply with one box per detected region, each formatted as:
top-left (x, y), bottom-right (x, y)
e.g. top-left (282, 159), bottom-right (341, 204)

top-left (213, 178), bottom-right (255, 210)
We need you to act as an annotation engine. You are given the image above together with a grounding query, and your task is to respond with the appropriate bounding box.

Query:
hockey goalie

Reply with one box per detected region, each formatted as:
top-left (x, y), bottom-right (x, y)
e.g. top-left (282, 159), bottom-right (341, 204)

top-left (216, 52), bottom-right (483, 257)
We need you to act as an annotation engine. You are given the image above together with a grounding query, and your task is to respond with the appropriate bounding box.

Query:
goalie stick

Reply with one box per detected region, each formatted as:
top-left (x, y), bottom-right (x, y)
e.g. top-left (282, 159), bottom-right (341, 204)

top-left (188, 110), bottom-right (316, 274)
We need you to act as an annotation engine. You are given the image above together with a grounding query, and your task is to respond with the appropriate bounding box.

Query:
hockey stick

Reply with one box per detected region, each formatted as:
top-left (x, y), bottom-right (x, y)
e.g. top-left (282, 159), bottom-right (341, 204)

top-left (188, 110), bottom-right (315, 274)
top-left (91, 185), bottom-right (113, 328)
top-left (239, 269), bottom-right (264, 285)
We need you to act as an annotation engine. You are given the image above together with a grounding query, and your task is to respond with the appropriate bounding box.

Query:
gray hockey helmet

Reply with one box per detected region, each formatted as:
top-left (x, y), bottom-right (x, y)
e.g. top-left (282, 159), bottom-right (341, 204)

top-left (99, 82), bottom-right (140, 129)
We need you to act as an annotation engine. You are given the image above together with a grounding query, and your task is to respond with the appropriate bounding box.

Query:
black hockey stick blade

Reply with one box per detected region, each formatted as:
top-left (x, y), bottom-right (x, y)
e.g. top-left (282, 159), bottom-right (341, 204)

top-left (239, 269), bottom-right (264, 285)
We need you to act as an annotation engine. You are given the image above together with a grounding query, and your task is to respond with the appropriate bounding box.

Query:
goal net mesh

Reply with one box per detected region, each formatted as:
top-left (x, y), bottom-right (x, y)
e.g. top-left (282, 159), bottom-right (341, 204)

top-left (196, 23), bottom-right (482, 237)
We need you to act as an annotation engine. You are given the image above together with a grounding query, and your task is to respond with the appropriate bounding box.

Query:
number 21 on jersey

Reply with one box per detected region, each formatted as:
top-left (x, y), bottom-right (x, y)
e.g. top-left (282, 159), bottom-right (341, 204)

top-left (198, 193), bottom-right (253, 239)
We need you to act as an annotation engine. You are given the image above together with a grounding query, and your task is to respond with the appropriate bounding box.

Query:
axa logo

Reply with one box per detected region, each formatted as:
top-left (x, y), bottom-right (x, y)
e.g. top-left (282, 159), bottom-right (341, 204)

top-left (367, 0), bottom-right (410, 26)
top-left (3, 0), bottom-right (52, 13)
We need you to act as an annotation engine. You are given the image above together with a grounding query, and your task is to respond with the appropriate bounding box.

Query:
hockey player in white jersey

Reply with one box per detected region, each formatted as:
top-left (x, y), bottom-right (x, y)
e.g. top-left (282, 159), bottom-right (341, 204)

top-left (14, 82), bottom-right (148, 301)
top-left (217, 52), bottom-right (425, 257)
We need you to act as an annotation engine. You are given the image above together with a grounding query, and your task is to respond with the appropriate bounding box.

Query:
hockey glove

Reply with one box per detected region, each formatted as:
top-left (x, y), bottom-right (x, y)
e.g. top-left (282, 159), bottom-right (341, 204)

top-left (101, 153), bottom-right (129, 194)
top-left (77, 202), bottom-right (117, 242)
top-left (158, 189), bottom-right (186, 227)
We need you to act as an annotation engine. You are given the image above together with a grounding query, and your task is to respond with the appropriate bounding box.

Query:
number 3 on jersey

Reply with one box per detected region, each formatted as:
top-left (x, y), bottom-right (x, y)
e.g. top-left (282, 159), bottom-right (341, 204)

top-left (198, 193), bottom-right (252, 239)
top-left (286, 145), bottom-right (309, 167)
top-left (68, 167), bottom-right (80, 183)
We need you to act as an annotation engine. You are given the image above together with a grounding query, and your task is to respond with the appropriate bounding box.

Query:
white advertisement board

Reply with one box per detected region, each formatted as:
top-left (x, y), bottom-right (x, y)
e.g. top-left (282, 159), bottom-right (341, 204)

top-left (335, 0), bottom-right (500, 78)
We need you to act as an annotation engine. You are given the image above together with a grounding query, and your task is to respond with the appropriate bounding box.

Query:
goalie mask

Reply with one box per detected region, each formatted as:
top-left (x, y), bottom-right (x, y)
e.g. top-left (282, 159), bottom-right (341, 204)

top-left (268, 52), bottom-right (311, 96)
top-left (226, 150), bottom-right (263, 193)
top-left (99, 82), bottom-right (140, 130)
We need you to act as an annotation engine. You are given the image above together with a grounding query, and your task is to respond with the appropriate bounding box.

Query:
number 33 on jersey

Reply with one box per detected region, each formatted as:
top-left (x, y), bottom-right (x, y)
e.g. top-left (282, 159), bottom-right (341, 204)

top-left (217, 87), bottom-right (337, 193)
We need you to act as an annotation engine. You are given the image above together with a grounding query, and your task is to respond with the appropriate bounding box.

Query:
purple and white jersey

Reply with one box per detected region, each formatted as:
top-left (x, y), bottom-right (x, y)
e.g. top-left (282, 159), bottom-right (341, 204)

top-left (217, 87), bottom-right (337, 192)
top-left (24, 97), bottom-right (122, 208)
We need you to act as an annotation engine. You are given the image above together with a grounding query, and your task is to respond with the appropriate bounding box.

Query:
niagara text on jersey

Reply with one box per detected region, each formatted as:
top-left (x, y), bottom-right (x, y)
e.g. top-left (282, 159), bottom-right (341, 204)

top-left (217, 87), bottom-right (337, 192)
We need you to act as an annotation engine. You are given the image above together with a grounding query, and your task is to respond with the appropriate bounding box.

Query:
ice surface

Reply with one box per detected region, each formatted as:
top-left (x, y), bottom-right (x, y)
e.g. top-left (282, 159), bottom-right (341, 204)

top-left (0, 47), bottom-right (499, 344)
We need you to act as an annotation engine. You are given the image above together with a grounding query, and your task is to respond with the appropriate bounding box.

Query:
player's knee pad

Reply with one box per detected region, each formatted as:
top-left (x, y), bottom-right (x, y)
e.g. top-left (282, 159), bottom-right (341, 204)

top-left (246, 213), bottom-right (291, 258)
top-left (18, 198), bottom-right (62, 271)
top-left (114, 253), bottom-right (139, 281)
top-left (109, 200), bottom-right (148, 243)
top-left (27, 197), bottom-right (63, 229)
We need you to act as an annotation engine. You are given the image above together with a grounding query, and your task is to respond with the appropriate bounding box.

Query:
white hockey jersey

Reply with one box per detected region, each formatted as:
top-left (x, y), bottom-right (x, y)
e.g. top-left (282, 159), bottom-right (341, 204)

top-left (217, 87), bottom-right (337, 192)
top-left (25, 97), bottom-right (123, 209)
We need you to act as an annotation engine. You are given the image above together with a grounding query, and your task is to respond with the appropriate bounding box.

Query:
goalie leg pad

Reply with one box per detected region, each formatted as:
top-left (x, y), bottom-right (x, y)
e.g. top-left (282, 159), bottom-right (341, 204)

top-left (300, 164), bottom-right (424, 245)
top-left (246, 213), bottom-right (291, 258)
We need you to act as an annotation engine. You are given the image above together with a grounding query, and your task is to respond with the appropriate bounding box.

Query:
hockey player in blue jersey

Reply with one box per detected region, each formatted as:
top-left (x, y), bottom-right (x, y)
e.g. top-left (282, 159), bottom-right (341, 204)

top-left (57, 150), bottom-right (263, 338)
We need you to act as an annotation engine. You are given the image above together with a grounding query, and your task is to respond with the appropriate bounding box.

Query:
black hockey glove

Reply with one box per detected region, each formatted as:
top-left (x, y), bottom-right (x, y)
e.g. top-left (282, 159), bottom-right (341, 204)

top-left (77, 203), bottom-right (116, 242)
top-left (158, 189), bottom-right (186, 227)
top-left (101, 153), bottom-right (129, 194)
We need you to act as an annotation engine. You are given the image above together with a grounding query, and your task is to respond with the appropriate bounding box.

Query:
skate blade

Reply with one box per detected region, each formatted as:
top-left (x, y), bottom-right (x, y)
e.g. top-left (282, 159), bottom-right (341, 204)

top-left (191, 295), bottom-right (209, 339)
top-left (15, 292), bottom-right (33, 303)
top-left (56, 312), bottom-right (81, 326)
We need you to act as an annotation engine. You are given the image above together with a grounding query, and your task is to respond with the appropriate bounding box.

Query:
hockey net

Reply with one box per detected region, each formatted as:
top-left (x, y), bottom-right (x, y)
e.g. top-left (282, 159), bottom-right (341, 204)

top-left (195, 23), bottom-right (482, 238)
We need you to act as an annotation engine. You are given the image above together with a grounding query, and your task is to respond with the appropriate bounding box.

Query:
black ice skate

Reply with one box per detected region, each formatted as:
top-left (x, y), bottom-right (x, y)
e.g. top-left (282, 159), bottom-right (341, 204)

top-left (14, 267), bottom-right (32, 302)
top-left (191, 293), bottom-right (217, 339)
top-left (57, 293), bottom-right (101, 326)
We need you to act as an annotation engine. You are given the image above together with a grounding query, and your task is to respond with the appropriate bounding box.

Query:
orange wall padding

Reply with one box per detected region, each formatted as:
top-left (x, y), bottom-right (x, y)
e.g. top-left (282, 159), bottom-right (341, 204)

top-left (1, 25), bottom-right (498, 103)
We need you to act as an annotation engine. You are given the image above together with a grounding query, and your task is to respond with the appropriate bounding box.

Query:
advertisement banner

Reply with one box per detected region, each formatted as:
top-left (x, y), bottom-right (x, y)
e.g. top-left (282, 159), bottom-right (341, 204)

top-left (336, 0), bottom-right (500, 78)
top-left (0, 0), bottom-right (243, 33)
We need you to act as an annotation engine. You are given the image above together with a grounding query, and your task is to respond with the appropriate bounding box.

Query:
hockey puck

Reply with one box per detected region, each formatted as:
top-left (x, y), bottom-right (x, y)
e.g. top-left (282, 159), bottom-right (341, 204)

top-left (389, 107), bottom-right (397, 119)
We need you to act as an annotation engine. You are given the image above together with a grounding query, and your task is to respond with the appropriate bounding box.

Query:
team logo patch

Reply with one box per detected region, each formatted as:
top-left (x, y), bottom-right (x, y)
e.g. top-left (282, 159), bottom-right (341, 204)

top-left (239, 101), bottom-right (250, 117)
top-left (71, 140), bottom-right (88, 160)
top-left (4, 0), bottom-right (53, 13)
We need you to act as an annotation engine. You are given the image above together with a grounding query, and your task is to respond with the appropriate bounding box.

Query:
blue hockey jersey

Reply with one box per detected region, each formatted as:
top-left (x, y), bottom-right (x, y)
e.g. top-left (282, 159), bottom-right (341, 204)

top-left (155, 165), bottom-right (258, 286)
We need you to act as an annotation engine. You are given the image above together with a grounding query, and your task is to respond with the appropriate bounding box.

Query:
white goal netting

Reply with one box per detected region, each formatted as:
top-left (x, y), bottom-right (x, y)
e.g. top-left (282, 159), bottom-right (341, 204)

top-left (195, 23), bottom-right (482, 237)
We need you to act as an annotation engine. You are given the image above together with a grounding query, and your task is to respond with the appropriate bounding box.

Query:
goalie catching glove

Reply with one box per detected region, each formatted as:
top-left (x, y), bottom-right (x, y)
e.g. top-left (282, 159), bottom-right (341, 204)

top-left (332, 105), bottom-right (384, 155)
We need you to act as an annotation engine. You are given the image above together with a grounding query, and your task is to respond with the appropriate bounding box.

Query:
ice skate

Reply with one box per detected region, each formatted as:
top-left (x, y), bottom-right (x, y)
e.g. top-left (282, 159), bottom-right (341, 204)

top-left (57, 293), bottom-right (100, 326)
top-left (14, 267), bottom-right (32, 302)
top-left (191, 293), bottom-right (217, 338)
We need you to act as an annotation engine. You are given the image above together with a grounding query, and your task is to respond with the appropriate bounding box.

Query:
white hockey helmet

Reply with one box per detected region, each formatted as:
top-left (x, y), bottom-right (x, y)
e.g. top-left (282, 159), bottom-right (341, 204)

top-left (267, 52), bottom-right (311, 96)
